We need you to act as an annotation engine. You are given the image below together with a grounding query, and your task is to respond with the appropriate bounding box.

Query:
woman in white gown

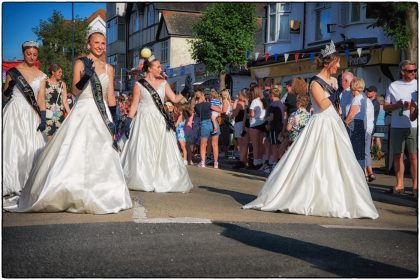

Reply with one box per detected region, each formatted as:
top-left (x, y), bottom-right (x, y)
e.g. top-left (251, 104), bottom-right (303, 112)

top-left (3, 41), bottom-right (47, 197)
top-left (121, 53), bottom-right (193, 193)
top-left (243, 41), bottom-right (378, 219)
top-left (7, 31), bottom-right (132, 214)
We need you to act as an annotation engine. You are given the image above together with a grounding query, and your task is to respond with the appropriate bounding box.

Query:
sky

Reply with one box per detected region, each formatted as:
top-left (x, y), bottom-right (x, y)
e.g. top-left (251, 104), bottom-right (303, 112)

top-left (2, 2), bottom-right (106, 60)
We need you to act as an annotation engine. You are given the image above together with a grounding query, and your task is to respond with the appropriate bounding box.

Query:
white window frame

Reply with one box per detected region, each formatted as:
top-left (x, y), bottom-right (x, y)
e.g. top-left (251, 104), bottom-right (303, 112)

top-left (314, 3), bottom-right (332, 41)
top-left (266, 3), bottom-right (291, 43)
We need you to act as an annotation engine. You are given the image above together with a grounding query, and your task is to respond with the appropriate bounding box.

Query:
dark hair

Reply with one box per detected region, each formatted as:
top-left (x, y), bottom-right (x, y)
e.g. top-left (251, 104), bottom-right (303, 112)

top-left (315, 53), bottom-right (340, 69)
top-left (48, 63), bottom-right (62, 75)
top-left (142, 58), bottom-right (159, 72)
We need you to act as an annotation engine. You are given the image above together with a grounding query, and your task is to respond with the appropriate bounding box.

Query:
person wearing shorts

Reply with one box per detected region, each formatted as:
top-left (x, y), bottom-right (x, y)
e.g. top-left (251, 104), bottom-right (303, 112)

top-left (384, 60), bottom-right (418, 196)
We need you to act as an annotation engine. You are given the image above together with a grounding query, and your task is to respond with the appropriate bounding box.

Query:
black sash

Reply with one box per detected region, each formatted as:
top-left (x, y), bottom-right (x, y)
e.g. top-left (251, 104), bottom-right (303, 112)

top-left (7, 67), bottom-right (41, 116)
top-left (309, 76), bottom-right (340, 112)
top-left (79, 57), bottom-right (119, 151)
top-left (138, 79), bottom-right (176, 131)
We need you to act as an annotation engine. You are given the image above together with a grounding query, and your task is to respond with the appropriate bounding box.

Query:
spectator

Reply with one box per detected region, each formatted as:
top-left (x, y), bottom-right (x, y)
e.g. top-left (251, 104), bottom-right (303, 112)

top-left (183, 103), bottom-right (197, 165)
top-left (287, 94), bottom-right (311, 144)
top-left (194, 89), bottom-right (222, 168)
top-left (340, 71), bottom-right (354, 120)
top-left (264, 85), bottom-right (285, 174)
top-left (383, 60), bottom-right (418, 196)
top-left (364, 92), bottom-right (376, 182)
top-left (175, 104), bottom-right (191, 165)
top-left (209, 89), bottom-right (222, 135)
top-left (219, 89), bottom-right (233, 158)
top-left (40, 63), bottom-right (71, 141)
top-left (344, 77), bottom-right (367, 169)
top-left (248, 86), bottom-right (267, 169)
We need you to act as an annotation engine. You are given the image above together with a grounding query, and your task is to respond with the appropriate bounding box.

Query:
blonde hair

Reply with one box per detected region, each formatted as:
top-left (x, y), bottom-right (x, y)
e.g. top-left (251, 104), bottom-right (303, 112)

top-left (191, 89), bottom-right (204, 108)
top-left (350, 77), bottom-right (365, 92)
top-left (210, 89), bottom-right (219, 100)
top-left (269, 87), bottom-right (281, 98)
top-left (221, 89), bottom-right (231, 102)
top-left (250, 86), bottom-right (262, 101)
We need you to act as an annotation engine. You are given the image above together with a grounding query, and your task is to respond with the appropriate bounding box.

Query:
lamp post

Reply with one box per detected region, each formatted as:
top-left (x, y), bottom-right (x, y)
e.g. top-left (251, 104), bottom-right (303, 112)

top-left (120, 67), bottom-right (129, 95)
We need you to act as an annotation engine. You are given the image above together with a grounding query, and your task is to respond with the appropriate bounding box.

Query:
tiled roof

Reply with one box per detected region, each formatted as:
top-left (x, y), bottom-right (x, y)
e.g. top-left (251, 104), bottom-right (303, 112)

top-left (162, 11), bottom-right (202, 36)
top-left (87, 8), bottom-right (106, 23)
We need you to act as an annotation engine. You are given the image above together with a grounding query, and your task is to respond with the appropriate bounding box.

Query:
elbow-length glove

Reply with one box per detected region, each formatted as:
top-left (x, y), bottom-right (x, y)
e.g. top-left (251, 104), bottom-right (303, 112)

top-left (37, 111), bottom-right (47, 132)
top-left (75, 58), bottom-right (95, 90)
top-left (4, 80), bottom-right (16, 97)
top-left (124, 117), bottom-right (133, 139)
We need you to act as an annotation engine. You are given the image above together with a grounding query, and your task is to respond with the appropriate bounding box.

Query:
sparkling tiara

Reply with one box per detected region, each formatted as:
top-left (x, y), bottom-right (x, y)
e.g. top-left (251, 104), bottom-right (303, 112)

top-left (321, 40), bottom-right (337, 57)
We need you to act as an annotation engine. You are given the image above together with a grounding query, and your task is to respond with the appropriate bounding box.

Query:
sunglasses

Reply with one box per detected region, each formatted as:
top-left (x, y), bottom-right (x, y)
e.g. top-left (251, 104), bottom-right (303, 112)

top-left (404, 69), bottom-right (417, 73)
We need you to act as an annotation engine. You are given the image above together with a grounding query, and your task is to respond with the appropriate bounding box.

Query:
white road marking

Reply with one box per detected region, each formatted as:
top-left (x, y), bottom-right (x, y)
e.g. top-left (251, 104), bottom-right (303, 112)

top-left (321, 225), bottom-right (417, 232)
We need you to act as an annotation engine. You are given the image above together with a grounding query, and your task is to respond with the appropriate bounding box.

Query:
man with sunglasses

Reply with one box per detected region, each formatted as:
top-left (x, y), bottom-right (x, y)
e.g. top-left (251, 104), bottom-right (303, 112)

top-left (384, 60), bottom-right (418, 197)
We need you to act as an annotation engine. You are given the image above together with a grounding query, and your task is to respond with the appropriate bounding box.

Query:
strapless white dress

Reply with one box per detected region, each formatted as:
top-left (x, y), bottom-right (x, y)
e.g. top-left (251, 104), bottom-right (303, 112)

top-left (3, 75), bottom-right (47, 196)
top-left (243, 85), bottom-right (379, 219)
top-left (6, 71), bottom-right (132, 214)
top-left (121, 81), bottom-right (193, 193)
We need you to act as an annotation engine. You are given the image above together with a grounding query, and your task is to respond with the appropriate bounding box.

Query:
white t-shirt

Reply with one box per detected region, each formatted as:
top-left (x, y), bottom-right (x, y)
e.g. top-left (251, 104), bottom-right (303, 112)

top-left (249, 98), bottom-right (266, 127)
top-left (340, 88), bottom-right (353, 119)
top-left (347, 94), bottom-right (365, 120)
top-left (364, 97), bottom-right (374, 134)
top-left (385, 79), bottom-right (417, 128)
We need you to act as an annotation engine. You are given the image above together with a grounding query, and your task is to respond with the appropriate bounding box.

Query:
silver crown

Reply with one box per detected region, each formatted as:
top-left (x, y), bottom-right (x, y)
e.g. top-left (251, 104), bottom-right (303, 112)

top-left (321, 40), bottom-right (337, 57)
top-left (86, 28), bottom-right (106, 39)
top-left (148, 55), bottom-right (156, 62)
top-left (22, 40), bottom-right (39, 48)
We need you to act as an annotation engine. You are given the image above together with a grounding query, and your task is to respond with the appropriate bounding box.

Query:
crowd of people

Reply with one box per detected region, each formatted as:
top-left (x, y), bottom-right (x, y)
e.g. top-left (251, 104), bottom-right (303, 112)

top-left (2, 35), bottom-right (416, 219)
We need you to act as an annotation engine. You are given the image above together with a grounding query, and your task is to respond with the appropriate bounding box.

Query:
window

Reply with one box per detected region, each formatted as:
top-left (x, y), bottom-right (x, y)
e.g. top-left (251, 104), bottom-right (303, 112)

top-left (161, 41), bottom-right (168, 63)
top-left (147, 4), bottom-right (155, 26)
top-left (350, 3), bottom-right (361, 22)
top-left (130, 10), bottom-right (140, 33)
top-left (133, 52), bottom-right (140, 69)
top-left (267, 3), bottom-right (291, 43)
top-left (315, 3), bottom-right (331, 41)
top-left (107, 18), bottom-right (117, 44)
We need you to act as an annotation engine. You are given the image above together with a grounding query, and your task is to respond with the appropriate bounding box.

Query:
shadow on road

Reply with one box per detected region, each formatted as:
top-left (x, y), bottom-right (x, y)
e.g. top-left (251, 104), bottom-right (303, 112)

top-left (198, 186), bottom-right (256, 205)
top-left (214, 222), bottom-right (417, 277)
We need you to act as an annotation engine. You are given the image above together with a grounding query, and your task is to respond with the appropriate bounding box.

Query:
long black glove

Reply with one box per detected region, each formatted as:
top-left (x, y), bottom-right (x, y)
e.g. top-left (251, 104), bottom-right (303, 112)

top-left (109, 105), bottom-right (117, 123)
top-left (124, 117), bottom-right (133, 139)
top-left (4, 80), bottom-right (15, 97)
top-left (75, 58), bottom-right (95, 90)
top-left (37, 111), bottom-right (46, 132)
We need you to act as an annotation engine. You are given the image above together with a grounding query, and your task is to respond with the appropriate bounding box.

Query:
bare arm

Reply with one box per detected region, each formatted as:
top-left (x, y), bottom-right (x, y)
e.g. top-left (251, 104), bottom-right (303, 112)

top-left (127, 83), bottom-right (141, 118)
top-left (71, 59), bottom-right (84, 95)
top-left (383, 100), bottom-right (403, 112)
top-left (211, 105), bottom-right (222, 113)
top-left (175, 114), bottom-right (183, 127)
top-left (344, 105), bottom-right (360, 125)
top-left (106, 65), bottom-right (116, 107)
top-left (37, 79), bottom-right (47, 111)
top-left (410, 101), bottom-right (418, 121)
top-left (165, 83), bottom-right (185, 103)
top-left (310, 81), bottom-right (332, 111)
top-left (61, 83), bottom-right (71, 114)
top-left (222, 100), bottom-right (229, 114)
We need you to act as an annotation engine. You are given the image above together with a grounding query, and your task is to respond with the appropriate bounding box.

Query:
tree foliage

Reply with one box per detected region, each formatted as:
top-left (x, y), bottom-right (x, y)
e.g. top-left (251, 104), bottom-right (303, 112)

top-left (367, 2), bottom-right (418, 62)
top-left (189, 3), bottom-right (258, 89)
top-left (33, 10), bottom-right (89, 89)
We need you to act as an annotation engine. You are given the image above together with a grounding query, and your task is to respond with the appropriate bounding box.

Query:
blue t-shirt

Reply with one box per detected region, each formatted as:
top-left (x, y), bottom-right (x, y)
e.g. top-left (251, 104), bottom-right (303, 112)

top-left (210, 99), bottom-right (221, 108)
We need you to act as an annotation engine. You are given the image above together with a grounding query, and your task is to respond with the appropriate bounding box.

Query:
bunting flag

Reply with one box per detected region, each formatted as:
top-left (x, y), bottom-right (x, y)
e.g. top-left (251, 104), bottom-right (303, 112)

top-left (294, 53), bottom-right (300, 63)
top-left (169, 68), bottom-right (174, 77)
top-left (254, 52), bottom-right (260, 61)
top-left (265, 52), bottom-right (269, 61)
top-left (274, 53), bottom-right (279, 61)
top-left (357, 48), bottom-right (362, 57)
top-left (345, 49), bottom-right (350, 59)
top-left (309, 52), bottom-right (315, 61)
top-left (301, 53), bottom-right (305, 58)
top-left (284, 53), bottom-right (289, 62)
top-left (180, 66), bottom-right (185, 75)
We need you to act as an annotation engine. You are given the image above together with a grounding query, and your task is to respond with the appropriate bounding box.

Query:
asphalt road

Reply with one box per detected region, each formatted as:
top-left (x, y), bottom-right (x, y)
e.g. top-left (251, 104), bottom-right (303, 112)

top-left (2, 165), bottom-right (418, 277)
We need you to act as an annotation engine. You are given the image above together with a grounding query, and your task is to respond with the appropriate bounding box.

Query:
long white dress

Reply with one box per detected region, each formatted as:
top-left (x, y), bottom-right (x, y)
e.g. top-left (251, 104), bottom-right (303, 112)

top-left (3, 75), bottom-right (47, 196)
top-left (6, 70), bottom-right (132, 214)
top-left (121, 81), bottom-right (193, 193)
top-left (243, 82), bottom-right (379, 219)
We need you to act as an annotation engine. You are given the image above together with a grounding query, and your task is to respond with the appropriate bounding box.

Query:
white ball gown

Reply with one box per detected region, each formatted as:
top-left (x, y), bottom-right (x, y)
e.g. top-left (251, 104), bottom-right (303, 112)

top-left (121, 81), bottom-right (193, 192)
top-left (7, 69), bottom-right (132, 214)
top-left (3, 75), bottom-right (47, 196)
top-left (243, 82), bottom-right (379, 219)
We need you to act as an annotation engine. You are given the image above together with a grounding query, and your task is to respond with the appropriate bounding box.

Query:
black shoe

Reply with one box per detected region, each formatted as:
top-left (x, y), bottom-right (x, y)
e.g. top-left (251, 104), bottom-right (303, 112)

top-left (233, 162), bottom-right (245, 169)
top-left (248, 164), bottom-right (263, 170)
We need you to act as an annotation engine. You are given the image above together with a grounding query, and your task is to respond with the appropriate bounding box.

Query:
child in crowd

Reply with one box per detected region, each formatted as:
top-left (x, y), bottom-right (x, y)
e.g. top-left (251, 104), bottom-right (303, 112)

top-left (175, 104), bottom-right (192, 165)
top-left (209, 89), bottom-right (222, 135)
top-left (264, 85), bottom-right (286, 174)
top-left (287, 94), bottom-right (311, 144)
